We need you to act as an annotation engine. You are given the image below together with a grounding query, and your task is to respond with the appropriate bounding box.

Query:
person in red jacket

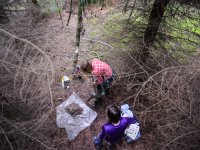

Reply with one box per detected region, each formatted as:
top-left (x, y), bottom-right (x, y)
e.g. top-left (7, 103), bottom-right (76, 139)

top-left (81, 59), bottom-right (114, 101)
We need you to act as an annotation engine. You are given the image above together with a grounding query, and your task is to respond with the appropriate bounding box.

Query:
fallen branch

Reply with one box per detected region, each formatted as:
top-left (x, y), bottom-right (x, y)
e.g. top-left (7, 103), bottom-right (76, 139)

top-left (161, 130), bottom-right (200, 150)
top-left (1, 117), bottom-right (54, 150)
top-left (66, 0), bottom-right (73, 26)
top-left (0, 127), bottom-right (14, 150)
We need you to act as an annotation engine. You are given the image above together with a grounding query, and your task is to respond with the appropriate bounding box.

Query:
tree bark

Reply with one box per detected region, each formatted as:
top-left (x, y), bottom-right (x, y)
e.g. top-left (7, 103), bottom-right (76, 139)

top-left (73, 0), bottom-right (83, 69)
top-left (66, 0), bottom-right (73, 26)
top-left (31, 0), bottom-right (39, 7)
top-left (63, 0), bottom-right (68, 9)
top-left (0, 3), bottom-right (9, 24)
top-left (55, 0), bottom-right (64, 26)
top-left (139, 0), bottom-right (171, 63)
top-left (123, 0), bottom-right (130, 13)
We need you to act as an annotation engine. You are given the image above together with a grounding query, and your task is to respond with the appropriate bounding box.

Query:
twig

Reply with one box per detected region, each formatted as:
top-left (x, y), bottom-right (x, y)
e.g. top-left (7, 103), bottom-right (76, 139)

top-left (127, 0), bottom-right (136, 23)
top-left (66, 0), bottom-right (73, 26)
top-left (120, 94), bottom-right (135, 105)
top-left (0, 59), bottom-right (40, 75)
top-left (54, 0), bottom-right (64, 26)
top-left (1, 117), bottom-right (53, 150)
top-left (81, 38), bottom-right (114, 49)
top-left (161, 130), bottom-right (200, 150)
top-left (0, 29), bottom-right (55, 85)
top-left (47, 75), bottom-right (54, 111)
top-left (135, 66), bottom-right (200, 100)
top-left (0, 126), bottom-right (14, 150)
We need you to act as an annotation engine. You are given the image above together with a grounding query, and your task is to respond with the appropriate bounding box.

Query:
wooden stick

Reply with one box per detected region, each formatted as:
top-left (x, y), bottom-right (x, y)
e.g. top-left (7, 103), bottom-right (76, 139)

top-left (54, 0), bottom-right (64, 26)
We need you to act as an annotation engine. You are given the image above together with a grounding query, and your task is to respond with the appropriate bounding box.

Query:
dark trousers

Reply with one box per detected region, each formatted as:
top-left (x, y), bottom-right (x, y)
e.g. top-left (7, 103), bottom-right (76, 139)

top-left (96, 76), bottom-right (114, 97)
top-left (93, 135), bottom-right (117, 150)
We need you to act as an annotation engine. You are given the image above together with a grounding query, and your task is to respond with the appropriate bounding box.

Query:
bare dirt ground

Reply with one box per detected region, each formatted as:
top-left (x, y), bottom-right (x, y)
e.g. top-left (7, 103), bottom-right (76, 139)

top-left (41, 7), bottom-right (146, 150)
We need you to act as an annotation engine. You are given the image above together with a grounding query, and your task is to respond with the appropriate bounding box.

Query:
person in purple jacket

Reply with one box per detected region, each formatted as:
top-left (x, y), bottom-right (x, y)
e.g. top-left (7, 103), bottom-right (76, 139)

top-left (93, 104), bottom-right (140, 150)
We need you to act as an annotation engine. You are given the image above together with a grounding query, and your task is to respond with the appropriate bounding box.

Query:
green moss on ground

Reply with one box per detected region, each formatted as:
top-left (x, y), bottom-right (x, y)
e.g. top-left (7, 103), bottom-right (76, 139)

top-left (101, 12), bottom-right (134, 49)
top-left (86, 6), bottom-right (199, 64)
top-left (38, 0), bottom-right (66, 15)
top-left (159, 4), bottom-right (200, 63)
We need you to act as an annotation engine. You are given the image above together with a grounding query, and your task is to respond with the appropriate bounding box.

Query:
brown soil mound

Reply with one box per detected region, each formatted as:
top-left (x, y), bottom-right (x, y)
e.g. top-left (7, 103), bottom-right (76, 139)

top-left (65, 103), bottom-right (83, 117)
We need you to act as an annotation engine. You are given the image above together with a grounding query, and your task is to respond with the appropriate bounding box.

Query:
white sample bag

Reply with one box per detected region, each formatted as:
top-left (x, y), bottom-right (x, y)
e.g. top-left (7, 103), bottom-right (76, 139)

top-left (124, 123), bottom-right (140, 140)
top-left (121, 104), bottom-right (134, 118)
top-left (121, 104), bottom-right (140, 141)
top-left (56, 92), bottom-right (97, 140)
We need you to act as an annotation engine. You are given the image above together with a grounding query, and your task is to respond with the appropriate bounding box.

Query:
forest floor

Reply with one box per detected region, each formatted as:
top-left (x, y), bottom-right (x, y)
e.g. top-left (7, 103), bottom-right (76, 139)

top-left (1, 2), bottom-right (200, 150)
top-left (40, 6), bottom-right (146, 150)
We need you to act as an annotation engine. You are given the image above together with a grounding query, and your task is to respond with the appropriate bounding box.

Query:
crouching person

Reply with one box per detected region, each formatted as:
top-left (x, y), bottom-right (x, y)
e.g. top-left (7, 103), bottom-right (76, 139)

top-left (93, 104), bottom-right (141, 150)
top-left (81, 59), bottom-right (114, 103)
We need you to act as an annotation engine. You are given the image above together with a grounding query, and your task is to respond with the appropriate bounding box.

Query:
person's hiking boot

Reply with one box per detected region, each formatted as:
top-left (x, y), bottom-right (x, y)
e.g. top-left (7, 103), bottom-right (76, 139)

top-left (108, 144), bottom-right (117, 150)
top-left (95, 90), bottom-right (105, 98)
top-left (94, 97), bottom-right (103, 106)
top-left (105, 88), bottom-right (110, 95)
top-left (95, 144), bottom-right (103, 150)
top-left (93, 136), bottom-right (103, 150)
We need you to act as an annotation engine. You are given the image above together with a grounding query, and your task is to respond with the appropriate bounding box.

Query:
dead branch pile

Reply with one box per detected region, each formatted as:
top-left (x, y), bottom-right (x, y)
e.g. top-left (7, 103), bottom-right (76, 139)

top-left (134, 66), bottom-right (200, 149)
top-left (0, 6), bottom-right (93, 149)
top-left (0, 24), bottom-right (56, 149)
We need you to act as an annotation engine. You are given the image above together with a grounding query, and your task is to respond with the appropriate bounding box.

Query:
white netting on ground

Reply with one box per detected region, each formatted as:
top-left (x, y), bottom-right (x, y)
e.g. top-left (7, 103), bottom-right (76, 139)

top-left (56, 92), bottom-right (97, 140)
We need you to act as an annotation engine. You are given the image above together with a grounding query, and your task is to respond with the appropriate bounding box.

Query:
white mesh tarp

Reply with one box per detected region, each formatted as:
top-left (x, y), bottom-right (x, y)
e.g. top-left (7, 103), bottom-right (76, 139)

top-left (56, 92), bottom-right (97, 140)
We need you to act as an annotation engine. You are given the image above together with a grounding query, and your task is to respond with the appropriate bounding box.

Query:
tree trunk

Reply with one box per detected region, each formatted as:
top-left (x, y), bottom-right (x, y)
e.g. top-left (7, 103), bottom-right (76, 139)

top-left (0, 4), bottom-right (9, 24)
top-left (32, 0), bottom-right (39, 7)
top-left (73, 0), bottom-right (83, 69)
top-left (139, 0), bottom-right (171, 63)
top-left (63, 0), bottom-right (68, 9)
top-left (123, 0), bottom-right (130, 13)
top-left (66, 0), bottom-right (73, 26)
top-left (55, 0), bottom-right (64, 26)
